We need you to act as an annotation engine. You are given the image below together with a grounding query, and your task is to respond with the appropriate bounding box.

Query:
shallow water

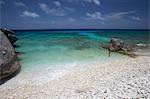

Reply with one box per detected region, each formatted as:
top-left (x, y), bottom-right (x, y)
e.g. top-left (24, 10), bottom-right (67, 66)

top-left (15, 30), bottom-right (149, 72)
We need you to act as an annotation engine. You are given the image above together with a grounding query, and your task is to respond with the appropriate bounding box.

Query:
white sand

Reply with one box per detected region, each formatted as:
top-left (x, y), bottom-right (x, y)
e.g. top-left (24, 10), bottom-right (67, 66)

top-left (0, 56), bottom-right (150, 99)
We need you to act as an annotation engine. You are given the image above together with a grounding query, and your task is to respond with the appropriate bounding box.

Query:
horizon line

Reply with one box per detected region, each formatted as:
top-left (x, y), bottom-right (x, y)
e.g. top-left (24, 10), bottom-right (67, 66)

top-left (12, 28), bottom-right (150, 31)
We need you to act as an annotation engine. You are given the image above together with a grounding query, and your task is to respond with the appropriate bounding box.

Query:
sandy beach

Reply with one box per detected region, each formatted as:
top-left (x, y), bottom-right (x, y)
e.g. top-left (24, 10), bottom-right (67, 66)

top-left (0, 55), bottom-right (150, 99)
top-left (1, 0), bottom-right (149, 98)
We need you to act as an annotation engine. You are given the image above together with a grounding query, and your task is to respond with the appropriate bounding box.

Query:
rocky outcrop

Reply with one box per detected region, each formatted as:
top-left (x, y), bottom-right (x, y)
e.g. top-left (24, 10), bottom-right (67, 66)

top-left (109, 38), bottom-right (124, 51)
top-left (0, 28), bottom-right (18, 45)
top-left (101, 38), bottom-right (136, 57)
top-left (0, 29), bottom-right (21, 85)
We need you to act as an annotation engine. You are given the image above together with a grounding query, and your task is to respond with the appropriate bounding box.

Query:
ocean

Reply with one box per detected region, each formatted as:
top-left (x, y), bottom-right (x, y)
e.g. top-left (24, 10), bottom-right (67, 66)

top-left (15, 29), bottom-right (149, 72)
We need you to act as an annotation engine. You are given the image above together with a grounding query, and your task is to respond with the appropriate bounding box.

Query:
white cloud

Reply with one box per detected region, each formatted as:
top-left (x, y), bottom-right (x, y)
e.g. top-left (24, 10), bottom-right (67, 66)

top-left (84, 10), bottom-right (136, 21)
top-left (39, 3), bottom-right (50, 14)
top-left (68, 18), bottom-right (75, 22)
top-left (86, 12), bottom-right (104, 20)
top-left (39, 3), bottom-right (74, 16)
top-left (67, 0), bottom-right (101, 6)
top-left (97, 11), bottom-right (136, 21)
top-left (64, 7), bottom-right (75, 12)
top-left (93, 0), bottom-right (100, 5)
top-left (14, 2), bottom-right (26, 7)
top-left (53, 1), bottom-right (61, 7)
top-left (83, 0), bottom-right (100, 6)
top-left (22, 11), bottom-right (40, 18)
top-left (54, 11), bottom-right (66, 16)
top-left (131, 16), bottom-right (141, 21)
top-left (106, 11), bottom-right (136, 19)
top-left (0, 0), bottom-right (5, 4)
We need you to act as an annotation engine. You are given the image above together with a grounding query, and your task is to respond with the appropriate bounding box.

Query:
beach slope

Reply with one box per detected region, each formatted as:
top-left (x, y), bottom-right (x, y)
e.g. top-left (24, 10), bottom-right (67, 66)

top-left (0, 55), bottom-right (150, 99)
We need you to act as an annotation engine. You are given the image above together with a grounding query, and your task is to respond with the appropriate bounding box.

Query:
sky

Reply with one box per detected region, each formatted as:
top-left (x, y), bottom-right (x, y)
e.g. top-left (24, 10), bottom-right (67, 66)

top-left (0, 0), bottom-right (149, 29)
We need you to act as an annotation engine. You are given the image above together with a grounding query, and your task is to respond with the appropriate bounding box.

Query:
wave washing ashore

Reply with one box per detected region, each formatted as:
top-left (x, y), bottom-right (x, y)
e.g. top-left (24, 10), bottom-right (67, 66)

top-left (0, 29), bottom-right (150, 98)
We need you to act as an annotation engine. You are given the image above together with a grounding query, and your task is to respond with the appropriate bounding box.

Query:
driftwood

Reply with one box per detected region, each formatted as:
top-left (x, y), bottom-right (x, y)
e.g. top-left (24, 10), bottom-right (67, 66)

top-left (101, 38), bottom-right (136, 58)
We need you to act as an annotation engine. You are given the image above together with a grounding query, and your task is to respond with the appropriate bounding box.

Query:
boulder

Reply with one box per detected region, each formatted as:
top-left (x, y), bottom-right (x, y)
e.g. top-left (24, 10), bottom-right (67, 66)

top-left (101, 38), bottom-right (136, 57)
top-left (0, 28), bottom-right (18, 45)
top-left (109, 38), bottom-right (124, 51)
top-left (0, 30), bottom-right (21, 85)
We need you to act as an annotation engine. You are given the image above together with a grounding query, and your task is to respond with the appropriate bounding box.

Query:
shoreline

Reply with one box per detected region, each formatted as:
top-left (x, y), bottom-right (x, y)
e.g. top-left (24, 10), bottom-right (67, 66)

top-left (0, 55), bottom-right (150, 98)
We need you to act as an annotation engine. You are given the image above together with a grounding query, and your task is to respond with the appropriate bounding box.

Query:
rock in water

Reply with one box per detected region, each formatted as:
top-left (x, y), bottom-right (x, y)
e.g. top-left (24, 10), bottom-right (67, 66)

top-left (110, 38), bottom-right (124, 51)
top-left (101, 38), bottom-right (136, 57)
top-left (0, 30), bottom-right (21, 85)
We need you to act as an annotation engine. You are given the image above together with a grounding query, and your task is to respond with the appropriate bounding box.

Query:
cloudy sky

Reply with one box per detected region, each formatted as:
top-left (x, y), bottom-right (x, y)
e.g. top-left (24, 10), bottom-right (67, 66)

top-left (0, 0), bottom-right (149, 29)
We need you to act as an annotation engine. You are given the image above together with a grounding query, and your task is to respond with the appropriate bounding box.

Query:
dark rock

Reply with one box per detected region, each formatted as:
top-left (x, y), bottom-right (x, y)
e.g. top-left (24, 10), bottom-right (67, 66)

top-left (101, 38), bottom-right (136, 57)
top-left (13, 45), bottom-right (20, 48)
top-left (0, 28), bottom-right (18, 44)
top-left (0, 30), bottom-right (21, 85)
top-left (110, 38), bottom-right (124, 51)
top-left (15, 51), bottom-right (25, 56)
top-left (2, 50), bottom-right (7, 55)
top-left (8, 33), bottom-right (18, 44)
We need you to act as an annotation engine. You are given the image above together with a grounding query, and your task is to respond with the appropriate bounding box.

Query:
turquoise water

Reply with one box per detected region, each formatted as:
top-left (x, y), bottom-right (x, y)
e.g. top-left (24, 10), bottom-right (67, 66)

top-left (15, 30), bottom-right (149, 71)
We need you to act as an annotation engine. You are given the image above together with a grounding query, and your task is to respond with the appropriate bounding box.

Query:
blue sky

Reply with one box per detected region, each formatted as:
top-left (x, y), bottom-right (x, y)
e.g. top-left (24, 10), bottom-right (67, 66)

top-left (0, 0), bottom-right (149, 29)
